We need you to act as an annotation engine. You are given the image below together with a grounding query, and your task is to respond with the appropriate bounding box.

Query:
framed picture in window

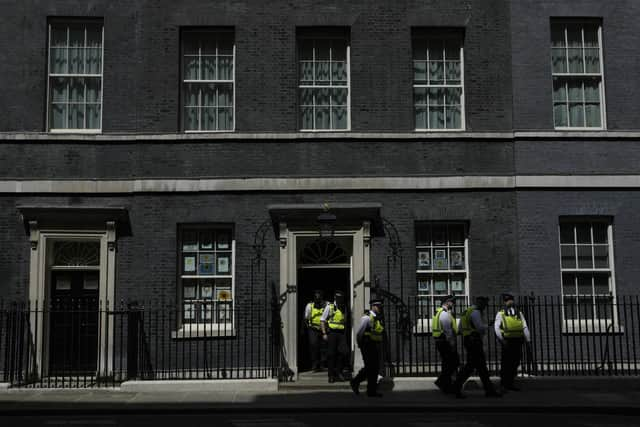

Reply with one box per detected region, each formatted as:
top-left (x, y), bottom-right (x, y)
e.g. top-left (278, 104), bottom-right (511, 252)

top-left (183, 255), bottom-right (196, 273)
top-left (434, 279), bottom-right (447, 292)
top-left (217, 254), bottom-right (230, 274)
top-left (199, 253), bottom-right (215, 275)
top-left (450, 250), bottom-right (464, 269)
top-left (418, 279), bottom-right (430, 293)
top-left (217, 232), bottom-right (231, 250)
top-left (434, 249), bottom-right (448, 270)
top-left (201, 282), bottom-right (213, 299)
top-left (216, 287), bottom-right (232, 302)
top-left (418, 251), bottom-right (431, 269)
top-left (451, 279), bottom-right (464, 292)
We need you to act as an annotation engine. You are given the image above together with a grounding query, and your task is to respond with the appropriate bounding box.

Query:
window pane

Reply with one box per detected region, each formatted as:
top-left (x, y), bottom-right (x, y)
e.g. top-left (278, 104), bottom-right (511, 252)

top-left (86, 104), bottom-right (101, 129)
top-left (69, 47), bottom-right (84, 74)
top-left (554, 103), bottom-right (568, 127)
top-left (561, 245), bottom-right (576, 268)
top-left (584, 48), bottom-right (600, 73)
top-left (184, 107), bottom-right (198, 130)
top-left (585, 104), bottom-right (601, 127)
top-left (445, 106), bottom-right (461, 129)
top-left (567, 48), bottom-right (584, 73)
top-left (86, 78), bottom-right (101, 102)
top-left (300, 106), bottom-right (314, 129)
top-left (415, 107), bottom-right (427, 129)
top-left (331, 39), bottom-right (347, 61)
top-left (428, 61), bottom-right (444, 84)
top-left (202, 84), bottom-right (216, 107)
top-left (550, 25), bottom-right (566, 48)
top-left (315, 88), bottom-right (330, 106)
top-left (413, 39), bottom-right (427, 60)
top-left (562, 273), bottom-right (576, 295)
top-left (315, 40), bottom-right (330, 60)
top-left (315, 107), bottom-right (330, 129)
top-left (559, 223), bottom-right (575, 244)
top-left (566, 25), bottom-right (583, 47)
top-left (569, 103), bottom-right (584, 127)
top-left (576, 223), bottom-right (591, 243)
top-left (68, 104), bottom-right (84, 129)
top-left (51, 103), bottom-right (67, 129)
top-left (416, 226), bottom-right (431, 246)
top-left (201, 56), bottom-right (216, 80)
top-left (448, 224), bottom-right (464, 245)
top-left (578, 296), bottom-right (594, 320)
top-left (593, 274), bottom-right (609, 294)
top-left (592, 223), bottom-right (607, 243)
top-left (428, 41), bottom-right (444, 60)
top-left (445, 61), bottom-right (461, 84)
top-left (593, 245), bottom-right (609, 268)
top-left (184, 84), bottom-right (199, 106)
top-left (595, 296), bottom-right (613, 320)
top-left (564, 296), bottom-right (578, 320)
top-left (315, 61), bottom-right (330, 83)
top-left (551, 48), bottom-right (567, 73)
top-left (428, 88), bottom-right (444, 106)
top-left (299, 39), bottom-right (314, 61)
top-left (332, 107), bottom-right (348, 129)
top-left (300, 61), bottom-right (314, 84)
top-left (51, 26), bottom-right (68, 47)
top-left (69, 78), bottom-right (85, 102)
top-left (217, 83), bottom-right (233, 107)
top-left (218, 107), bottom-right (233, 130)
top-left (414, 87), bottom-right (426, 106)
top-left (51, 78), bottom-right (68, 102)
top-left (218, 35), bottom-right (234, 55)
top-left (583, 26), bottom-right (599, 47)
top-left (444, 40), bottom-right (460, 60)
top-left (86, 26), bottom-right (102, 48)
top-left (577, 274), bottom-right (592, 295)
top-left (299, 88), bottom-right (313, 106)
top-left (583, 80), bottom-right (600, 102)
top-left (218, 56), bottom-right (233, 80)
top-left (428, 106), bottom-right (445, 129)
top-left (553, 79), bottom-right (567, 102)
top-left (86, 48), bottom-right (102, 74)
top-left (577, 245), bottom-right (593, 269)
top-left (568, 81), bottom-right (583, 102)
top-left (184, 56), bottom-right (199, 80)
top-left (331, 88), bottom-right (347, 106)
top-left (445, 87), bottom-right (461, 105)
top-left (331, 61), bottom-right (347, 84)
top-left (50, 47), bottom-right (67, 74)
top-left (414, 60), bottom-right (427, 82)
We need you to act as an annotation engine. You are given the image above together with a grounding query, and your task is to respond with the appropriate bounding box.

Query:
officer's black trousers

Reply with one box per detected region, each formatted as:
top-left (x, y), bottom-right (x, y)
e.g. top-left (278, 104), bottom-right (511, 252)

top-left (327, 330), bottom-right (347, 379)
top-left (454, 335), bottom-right (494, 392)
top-left (353, 340), bottom-right (379, 395)
top-left (435, 338), bottom-right (460, 391)
top-left (500, 337), bottom-right (523, 387)
top-left (307, 328), bottom-right (322, 369)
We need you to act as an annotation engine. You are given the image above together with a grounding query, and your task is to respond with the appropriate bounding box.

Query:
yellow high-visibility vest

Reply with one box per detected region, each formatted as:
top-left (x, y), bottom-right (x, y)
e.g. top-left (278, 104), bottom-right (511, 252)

top-left (364, 312), bottom-right (384, 342)
top-left (327, 304), bottom-right (345, 330)
top-left (499, 309), bottom-right (525, 338)
top-left (307, 303), bottom-right (324, 330)
top-left (432, 307), bottom-right (458, 338)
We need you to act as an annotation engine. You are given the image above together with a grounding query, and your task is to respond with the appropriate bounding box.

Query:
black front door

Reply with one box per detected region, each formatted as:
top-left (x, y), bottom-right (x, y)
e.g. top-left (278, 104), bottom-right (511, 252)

top-left (49, 270), bottom-right (99, 374)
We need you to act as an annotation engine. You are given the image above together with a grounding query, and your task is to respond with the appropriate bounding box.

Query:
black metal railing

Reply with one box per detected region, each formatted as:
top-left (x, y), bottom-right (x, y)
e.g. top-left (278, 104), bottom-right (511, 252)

top-left (0, 299), bottom-right (276, 388)
top-left (384, 295), bottom-right (640, 377)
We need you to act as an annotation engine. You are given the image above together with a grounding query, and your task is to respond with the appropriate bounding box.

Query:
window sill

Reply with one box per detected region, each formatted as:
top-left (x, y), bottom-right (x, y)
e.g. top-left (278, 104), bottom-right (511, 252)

top-left (48, 129), bottom-right (102, 134)
top-left (561, 320), bottom-right (623, 335)
top-left (172, 324), bottom-right (235, 339)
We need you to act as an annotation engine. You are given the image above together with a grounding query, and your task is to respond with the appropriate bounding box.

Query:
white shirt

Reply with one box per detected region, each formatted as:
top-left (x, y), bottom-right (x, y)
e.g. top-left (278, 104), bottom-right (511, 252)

top-left (494, 307), bottom-right (531, 342)
top-left (438, 307), bottom-right (457, 346)
top-left (356, 310), bottom-right (376, 340)
top-left (469, 307), bottom-right (488, 336)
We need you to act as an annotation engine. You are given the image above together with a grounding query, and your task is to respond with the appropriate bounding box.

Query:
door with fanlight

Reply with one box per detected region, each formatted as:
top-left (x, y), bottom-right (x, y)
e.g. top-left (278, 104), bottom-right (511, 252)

top-left (48, 241), bottom-right (100, 374)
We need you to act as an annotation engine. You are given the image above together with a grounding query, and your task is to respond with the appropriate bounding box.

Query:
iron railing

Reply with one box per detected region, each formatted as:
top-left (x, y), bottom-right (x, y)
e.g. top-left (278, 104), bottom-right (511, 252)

top-left (1, 299), bottom-right (276, 388)
top-left (384, 295), bottom-right (640, 377)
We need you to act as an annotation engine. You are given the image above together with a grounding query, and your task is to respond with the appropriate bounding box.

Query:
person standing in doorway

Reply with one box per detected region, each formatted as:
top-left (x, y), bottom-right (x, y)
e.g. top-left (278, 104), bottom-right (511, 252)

top-left (350, 299), bottom-right (384, 397)
top-left (432, 295), bottom-right (460, 395)
top-left (321, 290), bottom-right (348, 383)
top-left (453, 296), bottom-right (501, 398)
top-left (304, 290), bottom-right (327, 372)
top-left (494, 292), bottom-right (531, 392)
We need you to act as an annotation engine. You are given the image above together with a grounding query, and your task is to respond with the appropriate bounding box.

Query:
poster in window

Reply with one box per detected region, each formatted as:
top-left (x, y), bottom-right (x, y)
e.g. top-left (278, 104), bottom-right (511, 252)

top-left (418, 280), bottom-right (430, 293)
top-left (199, 253), bottom-right (215, 275)
top-left (217, 254), bottom-right (230, 274)
top-left (182, 231), bottom-right (198, 251)
top-left (83, 273), bottom-right (99, 290)
top-left (434, 279), bottom-right (447, 292)
top-left (451, 279), bottom-right (464, 292)
top-left (216, 287), bottom-right (232, 302)
top-left (433, 249), bottom-right (448, 270)
top-left (450, 250), bottom-right (464, 269)
top-left (183, 255), bottom-right (196, 273)
top-left (417, 251), bottom-right (431, 269)
top-left (201, 283), bottom-right (213, 299)
top-left (217, 232), bottom-right (231, 250)
top-left (199, 231), bottom-right (213, 250)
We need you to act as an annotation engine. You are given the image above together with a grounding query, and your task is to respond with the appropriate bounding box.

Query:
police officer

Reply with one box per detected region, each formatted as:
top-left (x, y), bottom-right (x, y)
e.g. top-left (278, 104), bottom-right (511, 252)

top-left (304, 290), bottom-right (327, 372)
top-left (453, 296), bottom-right (500, 398)
top-left (350, 299), bottom-right (384, 397)
top-left (321, 290), bottom-right (348, 383)
top-left (494, 292), bottom-right (531, 392)
top-left (432, 295), bottom-right (460, 395)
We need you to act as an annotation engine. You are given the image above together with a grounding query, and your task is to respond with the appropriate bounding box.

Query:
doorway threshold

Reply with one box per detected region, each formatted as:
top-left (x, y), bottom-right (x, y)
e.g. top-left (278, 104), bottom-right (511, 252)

top-left (279, 371), bottom-right (352, 391)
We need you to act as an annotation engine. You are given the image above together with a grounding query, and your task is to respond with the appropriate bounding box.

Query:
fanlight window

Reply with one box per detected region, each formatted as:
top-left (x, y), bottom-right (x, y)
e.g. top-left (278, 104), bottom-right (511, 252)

top-left (52, 241), bottom-right (100, 267)
top-left (300, 239), bottom-right (349, 265)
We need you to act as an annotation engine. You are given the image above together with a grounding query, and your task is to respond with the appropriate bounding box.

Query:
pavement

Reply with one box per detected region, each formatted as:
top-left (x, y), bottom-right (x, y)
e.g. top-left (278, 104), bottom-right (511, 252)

top-left (1, 376), bottom-right (640, 415)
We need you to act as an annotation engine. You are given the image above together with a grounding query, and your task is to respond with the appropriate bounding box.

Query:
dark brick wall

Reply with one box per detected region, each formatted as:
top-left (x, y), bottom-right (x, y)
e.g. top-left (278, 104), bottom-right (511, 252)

top-left (517, 191), bottom-right (640, 296)
top-left (0, 0), bottom-right (512, 133)
top-left (0, 191), bottom-right (517, 304)
top-left (515, 138), bottom-right (640, 175)
top-left (0, 138), bottom-right (513, 179)
top-left (511, 0), bottom-right (640, 130)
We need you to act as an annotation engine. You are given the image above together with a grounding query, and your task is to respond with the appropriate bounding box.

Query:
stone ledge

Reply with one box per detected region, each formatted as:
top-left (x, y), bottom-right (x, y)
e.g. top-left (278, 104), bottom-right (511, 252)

top-left (119, 379), bottom-right (278, 393)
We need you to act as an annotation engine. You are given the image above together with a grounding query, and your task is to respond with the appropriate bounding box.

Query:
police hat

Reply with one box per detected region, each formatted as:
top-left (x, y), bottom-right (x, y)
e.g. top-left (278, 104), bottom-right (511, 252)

top-left (502, 292), bottom-right (514, 302)
top-left (370, 299), bottom-right (383, 306)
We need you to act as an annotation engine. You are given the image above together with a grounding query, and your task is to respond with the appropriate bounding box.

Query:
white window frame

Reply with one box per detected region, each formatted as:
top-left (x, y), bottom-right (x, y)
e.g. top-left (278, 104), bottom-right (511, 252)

top-left (46, 21), bottom-right (104, 133)
top-left (298, 34), bottom-right (351, 132)
top-left (174, 225), bottom-right (236, 338)
top-left (414, 222), bottom-right (470, 333)
top-left (181, 29), bottom-right (236, 133)
top-left (413, 33), bottom-right (465, 132)
top-left (550, 20), bottom-right (606, 130)
top-left (558, 219), bottom-right (619, 333)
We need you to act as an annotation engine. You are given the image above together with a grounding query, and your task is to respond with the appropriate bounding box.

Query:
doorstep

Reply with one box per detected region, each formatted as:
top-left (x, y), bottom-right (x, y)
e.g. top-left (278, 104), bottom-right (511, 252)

top-left (119, 378), bottom-right (278, 393)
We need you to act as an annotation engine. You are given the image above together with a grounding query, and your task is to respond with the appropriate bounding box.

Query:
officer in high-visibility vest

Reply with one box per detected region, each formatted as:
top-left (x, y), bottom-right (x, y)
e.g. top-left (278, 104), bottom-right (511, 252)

top-left (452, 296), bottom-right (501, 398)
top-left (432, 295), bottom-right (460, 395)
top-left (304, 290), bottom-right (328, 372)
top-left (494, 292), bottom-right (531, 392)
top-left (321, 290), bottom-right (349, 383)
top-left (350, 299), bottom-right (384, 397)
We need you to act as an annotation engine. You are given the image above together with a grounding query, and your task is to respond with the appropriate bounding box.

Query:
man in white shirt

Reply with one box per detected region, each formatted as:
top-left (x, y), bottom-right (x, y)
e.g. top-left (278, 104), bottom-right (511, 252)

top-left (432, 295), bottom-right (459, 394)
top-left (494, 292), bottom-right (531, 392)
top-left (350, 299), bottom-right (384, 397)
